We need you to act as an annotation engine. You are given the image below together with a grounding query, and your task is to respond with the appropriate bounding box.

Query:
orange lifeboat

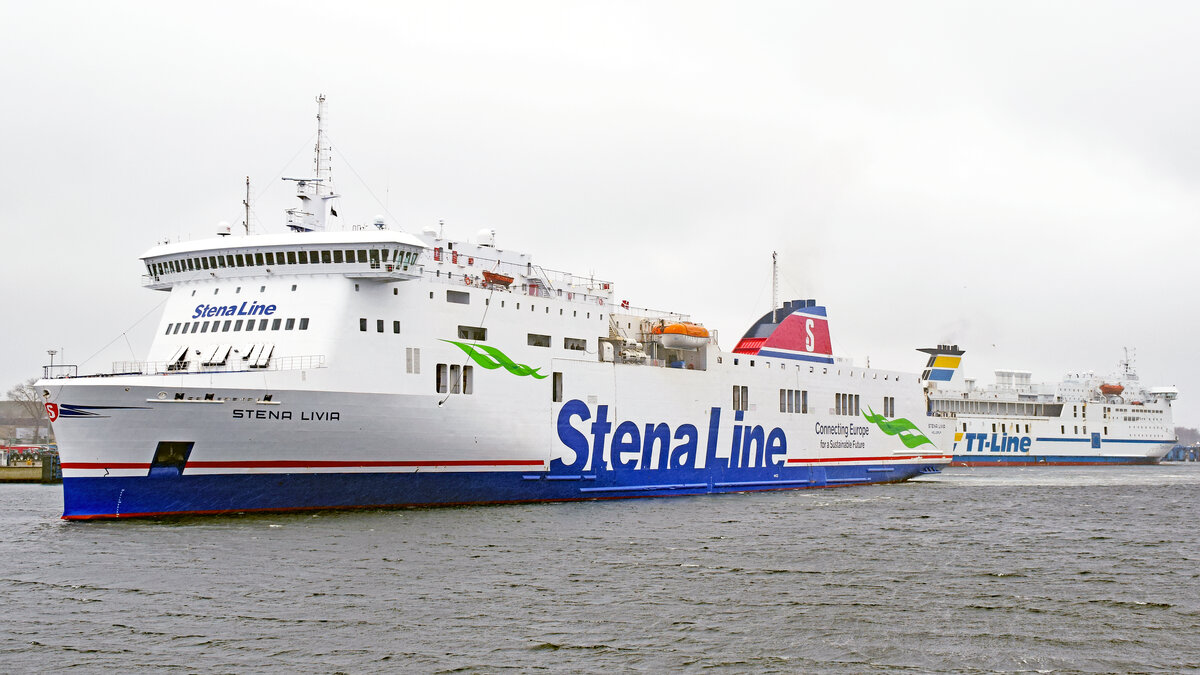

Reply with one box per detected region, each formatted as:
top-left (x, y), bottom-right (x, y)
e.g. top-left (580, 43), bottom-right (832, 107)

top-left (1099, 383), bottom-right (1124, 396)
top-left (652, 322), bottom-right (709, 350)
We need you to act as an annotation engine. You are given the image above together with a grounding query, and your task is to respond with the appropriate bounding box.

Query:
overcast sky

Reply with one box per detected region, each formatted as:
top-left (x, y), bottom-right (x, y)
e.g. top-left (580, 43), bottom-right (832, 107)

top-left (3, 1), bottom-right (1199, 425)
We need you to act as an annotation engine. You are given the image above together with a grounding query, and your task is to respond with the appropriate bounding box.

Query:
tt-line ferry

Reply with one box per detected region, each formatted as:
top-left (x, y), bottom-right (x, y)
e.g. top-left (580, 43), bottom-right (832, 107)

top-left (920, 346), bottom-right (1178, 465)
top-left (39, 97), bottom-right (953, 519)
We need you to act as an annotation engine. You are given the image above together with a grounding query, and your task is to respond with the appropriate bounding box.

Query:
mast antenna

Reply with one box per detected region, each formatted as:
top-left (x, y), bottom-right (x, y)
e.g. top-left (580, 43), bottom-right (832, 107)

top-left (771, 251), bottom-right (779, 319)
top-left (315, 93), bottom-right (330, 182)
top-left (242, 176), bottom-right (251, 235)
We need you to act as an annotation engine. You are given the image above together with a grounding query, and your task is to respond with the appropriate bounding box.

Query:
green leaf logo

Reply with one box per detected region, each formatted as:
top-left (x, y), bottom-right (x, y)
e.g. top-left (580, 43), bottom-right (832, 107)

top-left (862, 407), bottom-right (935, 449)
top-left (442, 340), bottom-right (548, 379)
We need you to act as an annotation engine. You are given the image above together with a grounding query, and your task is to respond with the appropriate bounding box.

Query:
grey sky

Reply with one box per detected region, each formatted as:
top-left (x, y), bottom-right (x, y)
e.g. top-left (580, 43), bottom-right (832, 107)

top-left (3, 1), bottom-right (1198, 425)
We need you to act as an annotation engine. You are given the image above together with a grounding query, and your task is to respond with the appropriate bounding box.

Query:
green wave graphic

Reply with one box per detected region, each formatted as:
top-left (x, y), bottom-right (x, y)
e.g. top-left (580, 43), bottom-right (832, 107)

top-left (862, 407), bottom-right (934, 449)
top-left (442, 339), bottom-right (548, 379)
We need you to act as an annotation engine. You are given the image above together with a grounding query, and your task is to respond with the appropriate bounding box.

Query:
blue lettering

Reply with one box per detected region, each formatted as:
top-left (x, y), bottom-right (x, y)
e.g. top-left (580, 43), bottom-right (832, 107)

top-left (741, 425), bottom-right (765, 467)
top-left (590, 405), bottom-right (612, 471)
top-left (612, 421), bottom-right (641, 469)
top-left (704, 407), bottom-right (722, 469)
top-left (1020, 437), bottom-right (1031, 453)
top-left (552, 400), bottom-right (590, 471)
top-left (192, 304), bottom-right (205, 319)
top-left (265, 304), bottom-right (277, 315)
top-left (765, 428), bottom-right (786, 467)
top-left (670, 424), bottom-right (699, 469)
top-left (641, 423), bottom-right (672, 470)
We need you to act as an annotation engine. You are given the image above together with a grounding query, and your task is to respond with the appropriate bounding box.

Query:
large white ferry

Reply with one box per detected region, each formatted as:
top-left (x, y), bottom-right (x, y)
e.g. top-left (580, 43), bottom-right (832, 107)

top-left (39, 97), bottom-right (952, 519)
top-left (921, 346), bottom-right (1177, 465)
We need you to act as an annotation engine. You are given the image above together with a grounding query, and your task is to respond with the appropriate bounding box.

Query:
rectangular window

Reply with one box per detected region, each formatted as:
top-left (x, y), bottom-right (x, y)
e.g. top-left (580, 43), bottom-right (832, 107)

top-left (298, 251), bottom-right (308, 264)
top-left (172, 323), bottom-right (182, 335)
top-left (181, 322), bottom-right (190, 334)
top-left (801, 390), bottom-right (808, 414)
top-left (733, 385), bottom-right (749, 411)
top-left (200, 257), bottom-right (210, 270)
top-left (222, 320), bottom-right (231, 332)
top-left (285, 318), bottom-right (295, 330)
top-left (406, 347), bottom-right (421, 374)
top-left (200, 321), bottom-right (210, 333)
top-left (271, 318), bottom-right (281, 330)
top-left (299, 318), bottom-right (309, 330)
top-left (165, 323), bottom-right (173, 335)
top-left (458, 325), bottom-right (486, 341)
top-left (333, 250), bottom-right (344, 263)
top-left (234, 319), bottom-right (243, 331)
top-left (446, 290), bottom-right (470, 304)
top-left (359, 318), bottom-right (367, 332)
top-left (258, 319), bottom-right (268, 331)
top-left (779, 389), bottom-right (787, 413)
top-left (450, 365), bottom-right (461, 393)
top-left (853, 394), bottom-right (860, 417)
top-left (377, 319), bottom-right (384, 333)
top-left (320, 250), bottom-right (331, 264)
top-left (265, 252), bottom-right (275, 266)
top-left (564, 337), bottom-right (587, 351)
top-left (254, 253), bottom-right (264, 266)
top-left (463, 365), bottom-right (474, 395)
top-left (553, 372), bottom-right (563, 402)
top-left (527, 333), bottom-right (551, 347)
top-left (358, 250), bottom-right (368, 263)
top-left (436, 364), bottom-right (448, 393)
top-left (393, 320), bottom-right (400, 334)
top-left (287, 251), bottom-right (296, 264)
top-left (236, 254), bottom-right (245, 267)
top-left (345, 249), bottom-right (355, 262)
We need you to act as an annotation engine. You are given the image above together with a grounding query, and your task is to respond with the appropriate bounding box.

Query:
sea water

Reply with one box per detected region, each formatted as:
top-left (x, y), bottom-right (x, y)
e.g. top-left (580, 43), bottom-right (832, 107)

top-left (1, 465), bottom-right (1198, 672)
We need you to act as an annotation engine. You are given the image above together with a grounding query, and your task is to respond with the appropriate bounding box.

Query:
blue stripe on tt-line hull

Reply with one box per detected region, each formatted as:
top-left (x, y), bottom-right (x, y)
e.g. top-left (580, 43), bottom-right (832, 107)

top-left (61, 462), bottom-right (944, 519)
top-left (951, 454), bottom-right (1160, 466)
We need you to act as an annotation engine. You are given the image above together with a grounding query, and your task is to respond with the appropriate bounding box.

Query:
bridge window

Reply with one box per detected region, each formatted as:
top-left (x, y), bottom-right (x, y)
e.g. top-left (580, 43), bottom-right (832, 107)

top-left (253, 253), bottom-right (263, 265)
top-left (333, 250), bottom-right (344, 263)
top-left (320, 250), bottom-right (331, 264)
top-left (265, 252), bottom-right (275, 265)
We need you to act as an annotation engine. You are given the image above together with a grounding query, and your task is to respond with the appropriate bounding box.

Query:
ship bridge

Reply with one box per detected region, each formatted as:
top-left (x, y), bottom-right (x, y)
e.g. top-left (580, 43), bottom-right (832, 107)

top-left (140, 230), bottom-right (428, 290)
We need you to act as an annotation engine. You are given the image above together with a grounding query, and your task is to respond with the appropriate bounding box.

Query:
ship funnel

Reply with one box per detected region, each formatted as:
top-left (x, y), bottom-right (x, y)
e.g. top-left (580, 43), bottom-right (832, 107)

top-left (917, 344), bottom-right (965, 382)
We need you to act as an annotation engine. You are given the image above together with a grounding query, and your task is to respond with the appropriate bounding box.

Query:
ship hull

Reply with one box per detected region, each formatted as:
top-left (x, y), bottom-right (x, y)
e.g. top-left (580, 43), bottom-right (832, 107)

top-left (61, 462), bottom-right (943, 519)
top-left (46, 372), bottom-right (951, 520)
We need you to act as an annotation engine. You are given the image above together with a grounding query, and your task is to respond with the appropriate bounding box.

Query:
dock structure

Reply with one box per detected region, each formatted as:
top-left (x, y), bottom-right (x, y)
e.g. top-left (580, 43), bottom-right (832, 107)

top-left (0, 447), bottom-right (61, 483)
top-left (1165, 444), bottom-right (1200, 462)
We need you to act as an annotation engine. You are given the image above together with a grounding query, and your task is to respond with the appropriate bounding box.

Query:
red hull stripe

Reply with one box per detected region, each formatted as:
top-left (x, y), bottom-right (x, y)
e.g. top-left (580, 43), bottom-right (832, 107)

top-left (61, 459), bottom-right (546, 470)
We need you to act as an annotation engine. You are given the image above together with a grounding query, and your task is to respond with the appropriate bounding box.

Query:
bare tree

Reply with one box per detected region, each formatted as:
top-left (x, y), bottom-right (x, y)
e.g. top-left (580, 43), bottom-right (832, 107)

top-left (6, 378), bottom-right (49, 443)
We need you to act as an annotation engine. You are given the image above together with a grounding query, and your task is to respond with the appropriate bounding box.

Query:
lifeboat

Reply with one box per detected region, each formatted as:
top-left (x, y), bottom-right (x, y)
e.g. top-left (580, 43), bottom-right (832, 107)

top-left (482, 270), bottom-right (514, 287)
top-left (1099, 383), bottom-right (1125, 396)
top-left (652, 322), bottom-right (709, 350)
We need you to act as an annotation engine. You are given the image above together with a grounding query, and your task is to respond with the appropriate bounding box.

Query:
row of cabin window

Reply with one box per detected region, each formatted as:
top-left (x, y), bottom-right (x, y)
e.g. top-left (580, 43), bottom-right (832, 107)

top-left (166, 317), bottom-right (310, 335)
top-left (150, 248), bottom-right (417, 276)
top-left (835, 393), bottom-right (860, 416)
top-left (442, 290), bottom-right (602, 321)
top-left (361, 318), bottom-right (402, 334)
top-left (436, 364), bottom-right (474, 394)
top-left (441, 325), bottom-right (589, 351)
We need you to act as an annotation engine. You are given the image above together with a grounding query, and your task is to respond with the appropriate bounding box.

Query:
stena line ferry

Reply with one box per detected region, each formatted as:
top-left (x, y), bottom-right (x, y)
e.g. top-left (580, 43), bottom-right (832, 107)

top-left (39, 96), bottom-right (952, 519)
top-left (920, 345), bottom-right (1177, 465)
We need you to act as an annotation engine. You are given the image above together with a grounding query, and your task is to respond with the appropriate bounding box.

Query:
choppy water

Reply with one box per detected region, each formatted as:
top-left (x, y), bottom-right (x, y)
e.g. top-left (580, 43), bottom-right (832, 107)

top-left (2, 465), bottom-right (1200, 673)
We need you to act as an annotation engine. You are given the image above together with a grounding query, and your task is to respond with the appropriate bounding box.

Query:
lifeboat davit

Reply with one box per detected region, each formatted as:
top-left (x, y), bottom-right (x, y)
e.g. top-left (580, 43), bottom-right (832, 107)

top-left (1099, 383), bottom-right (1125, 396)
top-left (652, 322), bottom-right (710, 350)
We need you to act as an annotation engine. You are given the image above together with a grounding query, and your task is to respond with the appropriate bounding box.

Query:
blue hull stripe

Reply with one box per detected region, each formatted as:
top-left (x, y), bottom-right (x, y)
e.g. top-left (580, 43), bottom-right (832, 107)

top-left (61, 463), bottom-right (943, 519)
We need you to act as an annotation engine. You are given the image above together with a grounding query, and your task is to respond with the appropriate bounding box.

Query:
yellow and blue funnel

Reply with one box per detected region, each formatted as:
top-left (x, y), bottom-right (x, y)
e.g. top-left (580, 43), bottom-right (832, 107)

top-left (918, 344), bottom-right (965, 382)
